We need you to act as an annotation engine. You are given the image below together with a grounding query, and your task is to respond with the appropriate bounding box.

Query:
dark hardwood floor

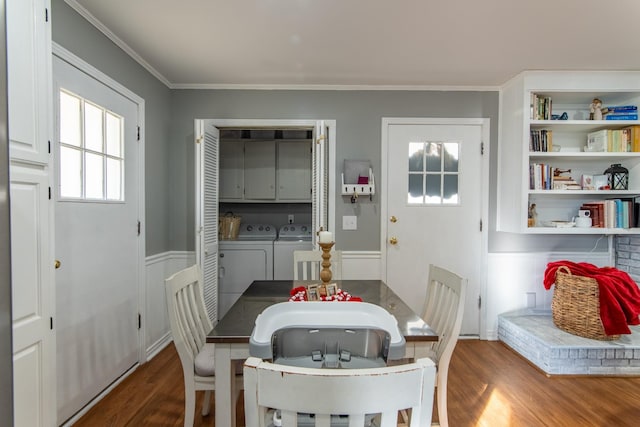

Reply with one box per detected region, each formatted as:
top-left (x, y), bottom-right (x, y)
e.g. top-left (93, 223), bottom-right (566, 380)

top-left (73, 340), bottom-right (640, 426)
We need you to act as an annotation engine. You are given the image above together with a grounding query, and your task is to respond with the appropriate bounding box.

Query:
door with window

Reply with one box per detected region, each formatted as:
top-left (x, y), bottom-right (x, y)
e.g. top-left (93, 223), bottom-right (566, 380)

top-left (53, 54), bottom-right (141, 423)
top-left (384, 119), bottom-right (488, 336)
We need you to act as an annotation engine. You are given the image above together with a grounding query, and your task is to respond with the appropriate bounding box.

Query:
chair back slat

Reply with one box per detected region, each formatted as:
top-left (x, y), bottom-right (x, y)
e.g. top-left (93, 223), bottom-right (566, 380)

top-left (165, 265), bottom-right (213, 365)
top-left (243, 356), bottom-right (436, 427)
top-left (293, 250), bottom-right (342, 281)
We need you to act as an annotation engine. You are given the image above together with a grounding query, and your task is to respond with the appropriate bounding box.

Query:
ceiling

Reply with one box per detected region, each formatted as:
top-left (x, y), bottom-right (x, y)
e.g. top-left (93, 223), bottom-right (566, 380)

top-left (70, 0), bottom-right (640, 89)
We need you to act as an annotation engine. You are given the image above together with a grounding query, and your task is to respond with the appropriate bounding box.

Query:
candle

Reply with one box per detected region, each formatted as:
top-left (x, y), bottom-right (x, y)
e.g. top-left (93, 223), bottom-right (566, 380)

top-left (319, 231), bottom-right (333, 243)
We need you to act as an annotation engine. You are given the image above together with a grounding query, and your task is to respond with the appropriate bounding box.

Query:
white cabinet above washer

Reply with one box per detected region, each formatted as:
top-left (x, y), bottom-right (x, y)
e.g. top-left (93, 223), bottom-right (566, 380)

top-left (220, 138), bottom-right (312, 203)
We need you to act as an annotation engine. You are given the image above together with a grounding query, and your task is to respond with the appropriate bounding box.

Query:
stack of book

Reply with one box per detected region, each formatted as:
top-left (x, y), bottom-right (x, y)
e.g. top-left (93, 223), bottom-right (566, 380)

top-left (530, 94), bottom-right (552, 120)
top-left (587, 127), bottom-right (640, 152)
top-left (580, 198), bottom-right (639, 228)
top-left (603, 105), bottom-right (638, 121)
top-left (552, 175), bottom-right (581, 190)
top-left (529, 129), bottom-right (553, 152)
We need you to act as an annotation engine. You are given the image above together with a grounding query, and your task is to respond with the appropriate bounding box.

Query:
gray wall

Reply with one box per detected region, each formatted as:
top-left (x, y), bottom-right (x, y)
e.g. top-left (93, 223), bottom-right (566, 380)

top-left (170, 90), bottom-right (501, 251)
top-left (1, 0), bottom-right (14, 423)
top-left (51, 0), bottom-right (173, 255)
top-left (51, 0), bottom-right (608, 255)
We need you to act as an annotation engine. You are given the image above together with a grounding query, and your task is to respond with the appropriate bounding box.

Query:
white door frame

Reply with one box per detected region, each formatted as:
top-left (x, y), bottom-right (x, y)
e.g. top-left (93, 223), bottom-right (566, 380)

top-left (51, 43), bottom-right (147, 361)
top-left (381, 117), bottom-right (490, 339)
top-left (196, 118), bottom-right (337, 242)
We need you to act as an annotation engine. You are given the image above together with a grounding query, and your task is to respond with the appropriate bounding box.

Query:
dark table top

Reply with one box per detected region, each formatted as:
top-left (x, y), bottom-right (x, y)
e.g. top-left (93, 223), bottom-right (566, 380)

top-left (207, 280), bottom-right (438, 344)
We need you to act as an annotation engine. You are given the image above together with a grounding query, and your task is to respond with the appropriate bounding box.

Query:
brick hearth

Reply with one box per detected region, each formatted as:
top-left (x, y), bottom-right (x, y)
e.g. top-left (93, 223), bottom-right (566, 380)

top-left (498, 309), bottom-right (640, 375)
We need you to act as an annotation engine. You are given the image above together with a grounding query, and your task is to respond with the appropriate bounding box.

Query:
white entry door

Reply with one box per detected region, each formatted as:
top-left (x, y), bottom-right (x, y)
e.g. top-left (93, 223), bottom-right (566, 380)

top-left (53, 53), bottom-right (142, 423)
top-left (383, 119), bottom-right (488, 336)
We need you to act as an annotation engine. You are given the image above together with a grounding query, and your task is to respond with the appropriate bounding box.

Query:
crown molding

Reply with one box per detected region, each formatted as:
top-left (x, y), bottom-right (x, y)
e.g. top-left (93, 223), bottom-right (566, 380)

top-left (63, 0), bottom-right (172, 88)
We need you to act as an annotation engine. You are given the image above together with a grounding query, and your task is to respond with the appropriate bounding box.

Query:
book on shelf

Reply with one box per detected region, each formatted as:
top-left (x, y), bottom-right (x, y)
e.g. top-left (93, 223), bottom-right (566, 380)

top-left (529, 129), bottom-right (552, 152)
top-left (587, 129), bottom-right (632, 152)
top-left (581, 198), bottom-right (636, 229)
top-left (605, 113), bottom-right (638, 120)
top-left (625, 125), bottom-right (640, 152)
top-left (603, 105), bottom-right (637, 114)
top-left (530, 94), bottom-right (552, 120)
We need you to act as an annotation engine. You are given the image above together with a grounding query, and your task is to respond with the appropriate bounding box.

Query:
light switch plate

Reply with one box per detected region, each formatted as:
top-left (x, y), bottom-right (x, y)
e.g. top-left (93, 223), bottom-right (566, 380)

top-left (343, 215), bottom-right (357, 230)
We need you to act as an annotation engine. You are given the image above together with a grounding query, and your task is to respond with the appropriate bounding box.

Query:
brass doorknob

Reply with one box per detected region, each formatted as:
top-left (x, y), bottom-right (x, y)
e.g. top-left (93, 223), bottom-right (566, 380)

top-left (389, 237), bottom-right (398, 245)
top-left (390, 216), bottom-right (397, 223)
top-left (55, 260), bottom-right (61, 269)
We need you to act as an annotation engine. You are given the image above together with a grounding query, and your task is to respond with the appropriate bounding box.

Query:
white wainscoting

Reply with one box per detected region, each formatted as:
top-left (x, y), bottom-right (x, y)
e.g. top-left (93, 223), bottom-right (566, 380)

top-left (485, 251), bottom-right (611, 340)
top-left (341, 251), bottom-right (382, 280)
top-left (144, 251), bottom-right (195, 360)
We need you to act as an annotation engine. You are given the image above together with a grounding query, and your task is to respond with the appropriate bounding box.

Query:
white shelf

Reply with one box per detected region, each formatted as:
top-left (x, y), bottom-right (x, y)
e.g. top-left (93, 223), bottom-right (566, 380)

top-left (526, 227), bottom-right (640, 235)
top-left (497, 71), bottom-right (640, 234)
top-left (528, 189), bottom-right (639, 196)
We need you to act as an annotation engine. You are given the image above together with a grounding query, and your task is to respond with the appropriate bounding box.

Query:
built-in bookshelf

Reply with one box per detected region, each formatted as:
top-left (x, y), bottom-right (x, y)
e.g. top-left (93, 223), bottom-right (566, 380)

top-left (498, 71), bottom-right (640, 234)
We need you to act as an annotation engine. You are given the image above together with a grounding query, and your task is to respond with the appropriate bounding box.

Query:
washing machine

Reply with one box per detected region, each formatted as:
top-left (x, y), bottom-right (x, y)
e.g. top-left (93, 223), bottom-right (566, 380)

top-left (273, 223), bottom-right (313, 280)
top-left (218, 223), bottom-right (276, 318)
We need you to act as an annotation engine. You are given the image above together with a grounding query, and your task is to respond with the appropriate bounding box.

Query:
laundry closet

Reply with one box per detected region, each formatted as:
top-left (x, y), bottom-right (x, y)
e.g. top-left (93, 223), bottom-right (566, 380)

top-left (217, 128), bottom-right (314, 317)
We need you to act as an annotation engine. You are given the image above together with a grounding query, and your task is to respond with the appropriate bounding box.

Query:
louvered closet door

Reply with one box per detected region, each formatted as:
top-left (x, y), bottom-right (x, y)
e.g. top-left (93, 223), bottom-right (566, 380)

top-left (312, 120), bottom-right (328, 245)
top-left (201, 122), bottom-right (219, 322)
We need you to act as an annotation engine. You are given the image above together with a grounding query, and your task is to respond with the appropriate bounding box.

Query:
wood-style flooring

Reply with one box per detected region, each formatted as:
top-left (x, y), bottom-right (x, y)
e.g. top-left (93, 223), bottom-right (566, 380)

top-left (73, 340), bottom-right (640, 426)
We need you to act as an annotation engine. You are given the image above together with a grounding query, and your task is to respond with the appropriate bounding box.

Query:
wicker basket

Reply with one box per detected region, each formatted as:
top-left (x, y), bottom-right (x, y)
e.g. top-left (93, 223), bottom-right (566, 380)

top-left (219, 213), bottom-right (241, 240)
top-left (551, 266), bottom-right (619, 340)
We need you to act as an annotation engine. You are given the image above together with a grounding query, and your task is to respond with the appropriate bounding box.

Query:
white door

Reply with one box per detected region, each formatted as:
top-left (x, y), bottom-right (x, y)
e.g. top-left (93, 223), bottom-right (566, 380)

top-left (7, 0), bottom-right (56, 425)
top-left (53, 54), bottom-right (141, 423)
top-left (383, 119), bottom-right (488, 336)
top-left (195, 121), bottom-right (220, 322)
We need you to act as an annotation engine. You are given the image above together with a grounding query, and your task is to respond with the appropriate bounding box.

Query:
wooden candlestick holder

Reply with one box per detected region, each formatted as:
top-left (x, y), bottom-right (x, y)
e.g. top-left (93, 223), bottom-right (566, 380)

top-left (318, 241), bottom-right (335, 289)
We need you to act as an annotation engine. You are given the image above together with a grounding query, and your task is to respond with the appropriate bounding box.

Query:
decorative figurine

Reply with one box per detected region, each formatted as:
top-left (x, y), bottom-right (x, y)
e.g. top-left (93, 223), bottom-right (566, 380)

top-left (590, 98), bottom-right (603, 120)
top-left (528, 203), bottom-right (538, 227)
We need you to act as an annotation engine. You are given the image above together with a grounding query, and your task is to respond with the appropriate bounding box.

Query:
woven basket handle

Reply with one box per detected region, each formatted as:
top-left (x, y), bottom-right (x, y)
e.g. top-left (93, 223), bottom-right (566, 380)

top-left (556, 265), bottom-right (571, 276)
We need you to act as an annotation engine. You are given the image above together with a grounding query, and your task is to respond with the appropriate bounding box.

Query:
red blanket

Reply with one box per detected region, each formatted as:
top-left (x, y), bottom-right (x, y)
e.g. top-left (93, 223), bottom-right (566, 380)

top-left (544, 261), bottom-right (640, 335)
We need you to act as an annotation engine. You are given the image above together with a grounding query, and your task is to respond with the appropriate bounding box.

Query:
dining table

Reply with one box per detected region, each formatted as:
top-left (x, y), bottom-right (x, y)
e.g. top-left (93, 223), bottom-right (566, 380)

top-left (206, 279), bottom-right (438, 427)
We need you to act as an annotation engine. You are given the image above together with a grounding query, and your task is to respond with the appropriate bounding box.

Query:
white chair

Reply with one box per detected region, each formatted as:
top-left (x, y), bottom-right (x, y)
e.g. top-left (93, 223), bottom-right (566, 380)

top-left (293, 249), bottom-right (342, 280)
top-left (165, 264), bottom-right (241, 426)
top-left (420, 264), bottom-right (467, 427)
top-left (243, 356), bottom-right (436, 427)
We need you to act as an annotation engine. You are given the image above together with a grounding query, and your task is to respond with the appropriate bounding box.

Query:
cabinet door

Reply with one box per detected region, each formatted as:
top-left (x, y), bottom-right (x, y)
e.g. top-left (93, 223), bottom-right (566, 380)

top-left (7, 0), bottom-right (51, 164)
top-left (277, 141), bottom-right (312, 200)
top-left (244, 140), bottom-right (276, 199)
top-left (219, 141), bottom-right (244, 200)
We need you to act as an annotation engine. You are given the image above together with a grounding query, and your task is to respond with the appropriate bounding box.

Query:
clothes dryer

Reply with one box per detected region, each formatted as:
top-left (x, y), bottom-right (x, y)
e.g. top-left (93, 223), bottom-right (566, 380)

top-left (218, 223), bottom-right (276, 318)
top-left (273, 223), bottom-right (313, 280)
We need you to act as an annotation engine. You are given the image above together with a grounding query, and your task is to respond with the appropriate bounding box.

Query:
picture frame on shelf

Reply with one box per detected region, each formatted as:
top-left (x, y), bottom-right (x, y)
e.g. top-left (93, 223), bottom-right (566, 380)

top-left (593, 174), bottom-right (609, 190)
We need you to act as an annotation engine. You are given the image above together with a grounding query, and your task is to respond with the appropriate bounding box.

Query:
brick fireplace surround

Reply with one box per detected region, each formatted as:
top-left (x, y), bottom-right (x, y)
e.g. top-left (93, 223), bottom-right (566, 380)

top-left (498, 236), bottom-right (640, 376)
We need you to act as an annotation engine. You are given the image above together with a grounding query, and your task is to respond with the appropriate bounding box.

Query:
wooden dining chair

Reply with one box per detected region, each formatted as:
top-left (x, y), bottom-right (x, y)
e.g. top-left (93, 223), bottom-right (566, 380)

top-left (420, 264), bottom-right (467, 427)
top-left (165, 264), bottom-right (242, 426)
top-left (293, 249), bottom-right (342, 280)
top-left (243, 356), bottom-right (436, 427)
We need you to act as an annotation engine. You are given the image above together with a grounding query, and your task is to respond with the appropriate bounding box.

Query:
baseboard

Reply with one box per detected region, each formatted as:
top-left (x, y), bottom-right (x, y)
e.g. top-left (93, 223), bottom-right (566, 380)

top-left (146, 332), bottom-right (172, 360)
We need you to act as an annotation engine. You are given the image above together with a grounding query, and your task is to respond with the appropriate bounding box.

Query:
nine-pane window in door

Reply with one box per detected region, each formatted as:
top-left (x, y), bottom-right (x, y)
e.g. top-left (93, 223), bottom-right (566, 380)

top-left (58, 89), bottom-right (124, 201)
top-left (408, 141), bottom-right (460, 205)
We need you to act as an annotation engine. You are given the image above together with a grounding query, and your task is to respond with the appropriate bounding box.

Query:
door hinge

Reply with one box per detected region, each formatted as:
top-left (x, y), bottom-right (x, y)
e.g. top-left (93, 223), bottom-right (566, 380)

top-left (137, 126), bottom-right (140, 141)
top-left (196, 135), bottom-right (203, 144)
top-left (48, 187), bottom-right (51, 200)
top-left (481, 141), bottom-right (484, 155)
top-left (138, 314), bottom-right (142, 329)
top-left (478, 295), bottom-right (482, 309)
top-left (137, 221), bottom-right (141, 236)
top-left (48, 140), bottom-right (51, 153)
top-left (50, 317), bottom-right (53, 330)
top-left (480, 219), bottom-right (483, 232)
top-left (45, 8), bottom-right (49, 22)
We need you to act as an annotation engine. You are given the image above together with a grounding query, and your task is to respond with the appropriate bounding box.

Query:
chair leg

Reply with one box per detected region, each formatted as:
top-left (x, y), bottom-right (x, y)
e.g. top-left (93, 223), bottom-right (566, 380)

top-left (201, 390), bottom-right (211, 416)
top-left (184, 382), bottom-right (195, 427)
top-left (436, 371), bottom-right (448, 427)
